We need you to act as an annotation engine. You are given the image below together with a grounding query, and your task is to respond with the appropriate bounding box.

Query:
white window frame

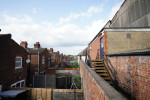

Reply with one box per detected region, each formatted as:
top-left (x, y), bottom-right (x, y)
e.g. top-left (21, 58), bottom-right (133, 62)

top-left (42, 56), bottom-right (45, 64)
top-left (15, 56), bottom-right (22, 69)
top-left (11, 80), bottom-right (25, 88)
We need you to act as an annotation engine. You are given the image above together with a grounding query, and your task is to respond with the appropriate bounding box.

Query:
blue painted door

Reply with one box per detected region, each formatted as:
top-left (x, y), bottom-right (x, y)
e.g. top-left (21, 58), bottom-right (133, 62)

top-left (100, 38), bottom-right (103, 59)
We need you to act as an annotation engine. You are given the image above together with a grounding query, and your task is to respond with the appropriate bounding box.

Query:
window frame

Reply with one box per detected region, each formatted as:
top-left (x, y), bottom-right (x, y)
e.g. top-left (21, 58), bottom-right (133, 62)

top-left (0, 85), bottom-right (2, 92)
top-left (15, 56), bottom-right (22, 69)
top-left (11, 80), bottom-right (25, 88)
top-left (42, 56), bottom-right (45, 64)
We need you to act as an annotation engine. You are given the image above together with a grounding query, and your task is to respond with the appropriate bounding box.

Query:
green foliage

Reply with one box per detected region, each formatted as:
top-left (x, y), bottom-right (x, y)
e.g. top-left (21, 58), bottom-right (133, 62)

top-left (72, 74), bottom-right (81, 89)
top-left (72, 60), bottom-right (79, 68)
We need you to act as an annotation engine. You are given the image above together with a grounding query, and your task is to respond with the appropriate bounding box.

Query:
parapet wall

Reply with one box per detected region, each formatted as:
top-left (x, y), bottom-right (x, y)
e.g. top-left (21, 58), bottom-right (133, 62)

top-left (79, 60), bottom-right (127, 100)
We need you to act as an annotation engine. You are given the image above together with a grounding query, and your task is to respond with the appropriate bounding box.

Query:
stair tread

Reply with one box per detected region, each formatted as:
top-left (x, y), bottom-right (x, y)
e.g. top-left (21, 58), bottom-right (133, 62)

top-left (92, 59), bottom-right (103, 62)
top-left (91, 67), bottom-right (105, 69)
top-left (103, 77), bottom-right (111, 80)
top-left (98, 73), bottom-right (109, 76)
top-left (96, 70), bottom-right (107, 72)
top-left (94, 64), bottom-right (105, 66)
top-left (93, 62), bottom-right (103, 63)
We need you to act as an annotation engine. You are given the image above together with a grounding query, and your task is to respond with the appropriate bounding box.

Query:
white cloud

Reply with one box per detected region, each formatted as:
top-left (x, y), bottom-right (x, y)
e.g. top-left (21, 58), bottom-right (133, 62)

top-left (0, 2), bottom-right (106, 55)
top-left (59, 5), bottom-right (103, 24)
top-left (87, 6), bottom-right (102, 14)
top-left (2, 14), bottom-right (33, 24)
top-left (0, 13), bottom-right (105, 55)
top-left (109, 0), bottom-right (123, 19)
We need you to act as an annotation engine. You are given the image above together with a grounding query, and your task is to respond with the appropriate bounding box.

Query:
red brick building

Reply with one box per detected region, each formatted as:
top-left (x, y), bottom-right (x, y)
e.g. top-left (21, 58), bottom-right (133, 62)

top-left (49, 48), bottom-right (60, 68)
top-left (20, 42), bottom-right (51, 75)
top-left (0, 34), bottom-right (28, 91)
top-left (59, 53), bottom-right (64, 65)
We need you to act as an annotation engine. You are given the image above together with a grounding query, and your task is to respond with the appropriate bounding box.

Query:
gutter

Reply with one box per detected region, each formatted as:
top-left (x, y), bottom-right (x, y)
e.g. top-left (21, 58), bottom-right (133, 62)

top-left (38, 50), bottom-right (40, 75)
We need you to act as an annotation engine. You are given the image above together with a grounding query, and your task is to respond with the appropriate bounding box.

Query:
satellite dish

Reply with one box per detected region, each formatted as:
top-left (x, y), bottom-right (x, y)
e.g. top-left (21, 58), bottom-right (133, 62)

top-left (26, 59), bottom-right (30, 63)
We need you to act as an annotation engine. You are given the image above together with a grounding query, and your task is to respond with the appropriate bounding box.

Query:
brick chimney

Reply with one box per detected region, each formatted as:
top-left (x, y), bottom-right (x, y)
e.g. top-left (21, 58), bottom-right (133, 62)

top-left (49, 48), bottom-right (53, 53)
top-left (34, 42), bottom-right (40, 48)
top-left (20, 41), bottom-right (28, 48)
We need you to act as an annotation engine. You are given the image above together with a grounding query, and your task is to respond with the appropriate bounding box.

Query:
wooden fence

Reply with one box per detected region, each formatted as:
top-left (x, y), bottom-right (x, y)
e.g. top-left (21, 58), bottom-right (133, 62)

top-left (59, 68), bottom-right (79, 70)
top-left (8, 88), bottom-right (83, 100)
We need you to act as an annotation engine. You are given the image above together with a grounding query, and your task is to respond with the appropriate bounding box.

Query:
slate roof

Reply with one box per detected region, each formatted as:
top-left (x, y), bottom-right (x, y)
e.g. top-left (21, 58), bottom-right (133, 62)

top-left (0, 34), bottom-right (11, 39)
top-left (26, 48), bottom-right (47, 55)
top-left (78, 47), bottom-right (88, 56)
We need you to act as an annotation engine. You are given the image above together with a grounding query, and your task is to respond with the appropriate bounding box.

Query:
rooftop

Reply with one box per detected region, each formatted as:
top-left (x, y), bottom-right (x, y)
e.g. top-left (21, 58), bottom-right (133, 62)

top-left (26, 48), bottom-right (47, 55)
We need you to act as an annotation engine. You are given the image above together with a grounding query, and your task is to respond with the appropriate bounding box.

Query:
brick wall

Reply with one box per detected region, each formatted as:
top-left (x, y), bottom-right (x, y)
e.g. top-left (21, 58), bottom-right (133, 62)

top-left (29, 55), bottom-right (38, 75)
top-left (46, 69), bottom-right (56, 74)
top-left (89, 36), bottom-right (102, 60)
top-left (79, 60), bottom-right (127, 100)
top-left (107, 56), bottom-right (150, 100)
top-left (0, 38), bottom-right (28, 91)
top-left (29, 49), bottom-right (50, 75)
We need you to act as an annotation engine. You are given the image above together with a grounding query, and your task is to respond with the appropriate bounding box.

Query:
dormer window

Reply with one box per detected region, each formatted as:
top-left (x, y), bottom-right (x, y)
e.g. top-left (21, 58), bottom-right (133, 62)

top-left (15, 56), bottom-right (22, 69)
top-left (42, 56), bottom-right (45, 64)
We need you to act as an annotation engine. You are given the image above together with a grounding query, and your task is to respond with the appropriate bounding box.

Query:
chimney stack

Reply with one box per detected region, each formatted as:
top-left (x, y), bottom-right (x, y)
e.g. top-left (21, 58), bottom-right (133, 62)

top-left (34, 42), bottom-right (40, 48)
top-left (20, 41), bottom-right (28, 48)
top-left (49, 48), bottom-right (53, 53)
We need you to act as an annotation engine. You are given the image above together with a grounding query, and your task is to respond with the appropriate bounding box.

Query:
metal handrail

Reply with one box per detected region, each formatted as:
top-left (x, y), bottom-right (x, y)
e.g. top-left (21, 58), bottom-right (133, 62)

top-left (103, 50), bottom-right (116, 81)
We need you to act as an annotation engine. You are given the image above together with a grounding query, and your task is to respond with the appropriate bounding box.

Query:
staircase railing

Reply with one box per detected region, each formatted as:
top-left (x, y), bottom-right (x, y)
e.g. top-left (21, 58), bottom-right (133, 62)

top-left (103, 50), bottom-right (117, 84)
top-left (87, 54), bottom-right (92, 67)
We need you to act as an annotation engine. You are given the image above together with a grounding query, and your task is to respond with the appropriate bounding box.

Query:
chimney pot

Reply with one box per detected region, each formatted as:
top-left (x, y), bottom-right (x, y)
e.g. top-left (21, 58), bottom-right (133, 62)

top-left (20, 41), bottom-right (28, 48)
top-left (34, 42), bottom-right (40, 48)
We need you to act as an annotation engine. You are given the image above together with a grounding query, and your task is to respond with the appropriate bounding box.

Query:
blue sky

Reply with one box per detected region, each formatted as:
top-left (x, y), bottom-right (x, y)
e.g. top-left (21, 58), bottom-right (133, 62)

top-left (0, 0), bottom-right (124, 55)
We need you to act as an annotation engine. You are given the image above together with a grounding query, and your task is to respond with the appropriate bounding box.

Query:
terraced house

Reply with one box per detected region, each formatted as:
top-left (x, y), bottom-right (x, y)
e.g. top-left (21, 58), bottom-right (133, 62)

top-left (20, 41), bottom-right (51, 75)
top-left (0, 34), bottom-right (28, 91)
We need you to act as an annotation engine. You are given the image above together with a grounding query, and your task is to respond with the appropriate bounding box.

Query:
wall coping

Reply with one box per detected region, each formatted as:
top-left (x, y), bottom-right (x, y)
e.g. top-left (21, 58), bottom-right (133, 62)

top-left (107, 49), bottom-right (150, 56)
top-left (80, 60), bottom-right (127, 100)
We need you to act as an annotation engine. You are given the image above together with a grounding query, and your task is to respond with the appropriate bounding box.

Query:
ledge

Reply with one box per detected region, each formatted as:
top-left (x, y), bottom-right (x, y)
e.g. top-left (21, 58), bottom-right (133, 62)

top-left (107, 49), bottom-right (150, 56)
top-left (80, 60), bottom-right (127, 100)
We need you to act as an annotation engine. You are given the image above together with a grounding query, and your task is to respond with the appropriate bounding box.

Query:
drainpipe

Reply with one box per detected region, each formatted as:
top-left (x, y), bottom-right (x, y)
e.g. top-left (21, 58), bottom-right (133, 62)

top-left (38, 50), bottom-right (40, 75)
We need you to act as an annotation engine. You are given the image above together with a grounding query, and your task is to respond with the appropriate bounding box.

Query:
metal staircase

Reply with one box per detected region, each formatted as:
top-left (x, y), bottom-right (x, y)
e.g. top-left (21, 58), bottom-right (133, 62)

top-left (91, 59), bottom-right (113, 85)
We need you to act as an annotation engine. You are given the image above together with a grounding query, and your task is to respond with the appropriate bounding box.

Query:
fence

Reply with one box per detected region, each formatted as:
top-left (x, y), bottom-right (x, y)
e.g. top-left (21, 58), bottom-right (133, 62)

top-left (27, 75), bottom-right (56, 88)
top-left (8, 88), bottom-right (84, 100)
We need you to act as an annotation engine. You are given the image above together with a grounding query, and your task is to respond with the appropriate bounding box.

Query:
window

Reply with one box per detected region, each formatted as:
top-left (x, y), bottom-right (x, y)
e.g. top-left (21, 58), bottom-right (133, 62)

top-left (0, 85), bottom-right (2, 92)
top-left (48, 58), bottom-right (50, 67)
top-left (16, 83), bottom-right (20, 87)
top-left (11, 80), bottom-right (25, 88)
top-left (15, 57), bottom-right (22, 69)
top-left (21, 81), bottom-right (25, 87)
top-left (126, 33), bottom-right (131, 38)
top-left (42, 56), bottom-right (45, 64)
top-left (35, 72), bottom-right (38, 75)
